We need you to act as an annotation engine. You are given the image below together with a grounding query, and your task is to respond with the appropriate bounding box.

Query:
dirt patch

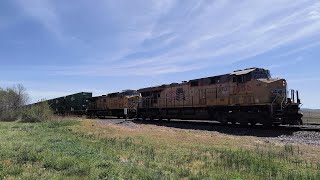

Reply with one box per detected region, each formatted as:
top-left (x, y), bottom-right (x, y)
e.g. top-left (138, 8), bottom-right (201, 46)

top-left (96, 119), bottom-right (141, 129)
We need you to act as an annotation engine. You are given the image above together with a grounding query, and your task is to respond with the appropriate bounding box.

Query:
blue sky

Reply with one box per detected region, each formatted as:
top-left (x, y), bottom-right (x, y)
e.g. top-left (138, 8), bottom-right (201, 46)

top-left (0, 0), bottom-right (320, 108)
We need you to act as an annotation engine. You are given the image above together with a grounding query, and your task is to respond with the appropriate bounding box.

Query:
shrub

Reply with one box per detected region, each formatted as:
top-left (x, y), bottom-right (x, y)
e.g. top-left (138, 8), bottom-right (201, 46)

top-left (20, 101), bottom-right (54, 122)
top-left (0, 110), bottom-right (20, 122)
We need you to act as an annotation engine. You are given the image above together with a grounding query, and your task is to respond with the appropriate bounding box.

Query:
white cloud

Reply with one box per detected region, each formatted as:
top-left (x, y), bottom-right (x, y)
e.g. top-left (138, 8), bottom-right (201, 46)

top-left (277, 41), bottom-right (320, 57)
top-left (267, 56), bottom-right (304, 69)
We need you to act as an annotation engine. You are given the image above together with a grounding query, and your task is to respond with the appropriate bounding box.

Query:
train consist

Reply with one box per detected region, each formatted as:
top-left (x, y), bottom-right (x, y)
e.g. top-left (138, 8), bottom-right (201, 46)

top-left (30, 68), bottom-right (303, 125)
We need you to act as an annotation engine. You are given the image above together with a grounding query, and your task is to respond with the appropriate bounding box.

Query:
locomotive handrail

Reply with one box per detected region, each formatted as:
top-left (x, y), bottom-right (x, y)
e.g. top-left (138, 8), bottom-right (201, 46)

top-left (281, 96), bottom-right (286, 111)
top-left (299, 103), bottom-right (304, 108)
top-left (271, 94), bottom-right (279, 116)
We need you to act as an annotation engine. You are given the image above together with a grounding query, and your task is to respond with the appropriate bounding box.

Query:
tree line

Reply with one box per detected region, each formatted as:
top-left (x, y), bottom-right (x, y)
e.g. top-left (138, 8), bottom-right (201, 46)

top-left (0, 84), bottom-right (53, 122)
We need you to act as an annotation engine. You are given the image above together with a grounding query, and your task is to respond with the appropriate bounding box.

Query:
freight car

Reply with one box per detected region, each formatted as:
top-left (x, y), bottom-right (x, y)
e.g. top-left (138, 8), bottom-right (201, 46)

top-left (42, 92), bottom-right (92, 115)
top-left (87, 90), bottom-right (140, 118)
top-left (64, 92), bottom-right (92, 115)
top-left (137, 68), bottom-right (303, 126)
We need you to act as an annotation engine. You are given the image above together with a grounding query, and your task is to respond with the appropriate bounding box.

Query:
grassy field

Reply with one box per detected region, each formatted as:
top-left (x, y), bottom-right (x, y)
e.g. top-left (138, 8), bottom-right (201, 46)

top-left (0, 119), bottom-right (319, 179)
top-left (302, 111), bottom-right (320, 123)
top-left (303, 117), bottom-right (320, 123)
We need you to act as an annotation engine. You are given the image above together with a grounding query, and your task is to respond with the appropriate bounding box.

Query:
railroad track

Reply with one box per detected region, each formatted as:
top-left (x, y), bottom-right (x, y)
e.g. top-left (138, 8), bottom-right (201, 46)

top-left (132, 118), bottom-right (320, 132)
top-left (286, 125), bottom-right (320, 132)
top-left (303, 122), bottom-right (320, 126)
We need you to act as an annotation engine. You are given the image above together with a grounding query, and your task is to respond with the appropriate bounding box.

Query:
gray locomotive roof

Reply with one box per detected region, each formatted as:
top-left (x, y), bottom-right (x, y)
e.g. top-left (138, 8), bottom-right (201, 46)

top-left (138, 67), bottom-right (264, 92)
top-left (138, 85), bottom-right (168, 92)
top-left (230, 68), bottom-right (256, 75)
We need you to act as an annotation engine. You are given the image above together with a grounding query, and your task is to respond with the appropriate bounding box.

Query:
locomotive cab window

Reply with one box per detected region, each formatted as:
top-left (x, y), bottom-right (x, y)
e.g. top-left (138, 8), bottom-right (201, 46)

top-left (252, 70), bottom-right (271, 79)
top-left (141, 92), bottom-right (151, 97)
top-left (152, 93), bottom-right (158, 99)
top-left (237, 76), bottom-right (244, 83)
top-left (210, 76), bottom-right (220, 84)
top-left (233, 75), bottom-right (246, 83)
top-left (232, 76), bottom-right (237, 83)
top-left (210, 77), bottom-right (216, 84)
top-left (190, 80), bottom-right (199, 87)
top-left (246, 73), bottom-right (252, 81)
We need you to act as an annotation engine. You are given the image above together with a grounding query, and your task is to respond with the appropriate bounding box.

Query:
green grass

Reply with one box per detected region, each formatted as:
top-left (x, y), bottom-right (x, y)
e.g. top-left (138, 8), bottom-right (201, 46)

top-left (302, 111), bottom-right (320, 123)
top-left (303, 117), bottom-right (320, 123)
top-left (0, 120), bottom-right (319, 179)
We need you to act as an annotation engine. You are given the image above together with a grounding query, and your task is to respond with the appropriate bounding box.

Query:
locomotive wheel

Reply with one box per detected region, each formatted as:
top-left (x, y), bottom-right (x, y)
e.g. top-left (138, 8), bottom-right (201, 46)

top-left (264, 124), bottom-right (272, 127)
top-left (249, 119), bottom-right (257, 126)
top-left (259, 112), bottom-right (271, 127)
top-left (263, 122), bottom-right (272, 127)
top-left (297, 119), bottom-right (303, 125)
top-left (236, 112), bottom-right (250, 125)
top-left (217, 112), bottom-right (228, 124)
top-left (273, 123), bottom-right (280, 127)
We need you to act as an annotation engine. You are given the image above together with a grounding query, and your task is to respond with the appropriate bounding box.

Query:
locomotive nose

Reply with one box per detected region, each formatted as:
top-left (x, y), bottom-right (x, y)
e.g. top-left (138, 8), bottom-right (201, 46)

top-left (256, 78), bottom-right (287, 105)
top-left (258, 78), bottom-right (286, 96)
top-left (270, 79), bottom-right (287, 97)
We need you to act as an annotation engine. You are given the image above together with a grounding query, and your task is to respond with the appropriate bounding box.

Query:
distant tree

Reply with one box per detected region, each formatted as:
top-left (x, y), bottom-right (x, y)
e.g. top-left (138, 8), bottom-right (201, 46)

top-left (0, 84), bottom-right (30, 121)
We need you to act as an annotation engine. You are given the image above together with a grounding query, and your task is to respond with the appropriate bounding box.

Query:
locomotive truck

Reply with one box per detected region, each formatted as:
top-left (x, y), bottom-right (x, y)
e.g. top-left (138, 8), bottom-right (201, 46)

top-left (137, 68), bottom-right (303, 126)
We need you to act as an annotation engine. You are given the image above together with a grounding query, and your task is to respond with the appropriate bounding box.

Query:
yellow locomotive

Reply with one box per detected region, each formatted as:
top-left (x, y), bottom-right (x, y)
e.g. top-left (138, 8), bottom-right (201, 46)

top-left (87, 90), bottom-right (140, 118)
top-left (137, 68), bottom-right (303, 125)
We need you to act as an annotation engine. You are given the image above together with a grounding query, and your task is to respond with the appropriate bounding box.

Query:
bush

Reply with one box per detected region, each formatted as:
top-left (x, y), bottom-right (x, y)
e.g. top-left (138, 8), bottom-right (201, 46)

top-left (0, 110), bottom-right (20, 122)
top-left (21, 101), bottom-right (54, 122)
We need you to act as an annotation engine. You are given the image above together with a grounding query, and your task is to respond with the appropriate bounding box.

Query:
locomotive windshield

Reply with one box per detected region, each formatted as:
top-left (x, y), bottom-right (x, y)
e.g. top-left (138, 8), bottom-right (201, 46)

top-left (252, 70), bottom-right (271, 79)
top-left (122, 90), bottom-right (139, 96)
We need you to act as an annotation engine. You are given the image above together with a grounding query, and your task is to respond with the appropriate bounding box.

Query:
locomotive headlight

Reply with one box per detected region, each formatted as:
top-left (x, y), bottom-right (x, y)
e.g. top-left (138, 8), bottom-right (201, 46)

top-left (283, 80), bottom-right (286, 87)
